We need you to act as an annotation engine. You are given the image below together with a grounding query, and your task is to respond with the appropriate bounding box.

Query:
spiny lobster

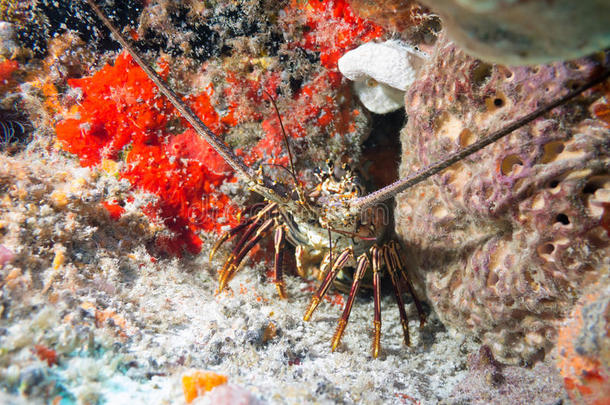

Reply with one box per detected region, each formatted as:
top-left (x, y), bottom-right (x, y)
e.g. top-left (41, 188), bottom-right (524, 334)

top-left (84, 0), bottom-right (609, 358)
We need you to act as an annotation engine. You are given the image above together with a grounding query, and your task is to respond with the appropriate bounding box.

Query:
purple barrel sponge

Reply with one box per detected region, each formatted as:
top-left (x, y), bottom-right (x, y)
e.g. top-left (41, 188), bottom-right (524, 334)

top-left (395, 35), bottom-right (610, 364)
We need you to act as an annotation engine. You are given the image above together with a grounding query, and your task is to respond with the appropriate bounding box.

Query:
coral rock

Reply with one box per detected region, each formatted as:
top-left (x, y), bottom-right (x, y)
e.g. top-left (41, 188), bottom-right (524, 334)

top-left (0, 22), bottom-right (20, 59)
top-left (197, 384), bottom-right (260, 405)
top-left (417, 0), bottom-right (610, 65)
top-left (395, 35), bottom-right (610, 364)
top-left (0, 244), bottom-right (14, 266)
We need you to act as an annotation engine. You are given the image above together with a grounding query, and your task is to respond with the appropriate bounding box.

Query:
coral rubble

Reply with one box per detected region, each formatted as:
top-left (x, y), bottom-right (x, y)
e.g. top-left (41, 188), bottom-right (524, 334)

top-left (395, 35), bottom-right (610, 364)
top-left (0, 154), bottom-right (154, 403)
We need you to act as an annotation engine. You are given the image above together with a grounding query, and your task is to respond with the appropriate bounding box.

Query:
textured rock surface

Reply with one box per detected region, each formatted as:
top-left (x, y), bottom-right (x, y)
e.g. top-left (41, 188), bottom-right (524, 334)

top-left (417, 0), bottom-right (610, 65)
top-left (395, 35), bottom-right (610, 364)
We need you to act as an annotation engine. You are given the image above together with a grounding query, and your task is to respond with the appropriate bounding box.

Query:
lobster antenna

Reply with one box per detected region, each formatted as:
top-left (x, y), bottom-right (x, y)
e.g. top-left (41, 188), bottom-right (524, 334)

top-left (349, 69), bottom-right (610, 213)
top-left (84, 0), bottom-right (292, 200)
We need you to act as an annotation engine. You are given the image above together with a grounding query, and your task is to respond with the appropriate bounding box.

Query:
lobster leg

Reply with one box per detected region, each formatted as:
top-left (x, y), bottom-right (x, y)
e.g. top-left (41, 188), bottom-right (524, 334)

top-left (303, 247), bottom-right (353, 321)
top-left (387, 241), bottom-right (426, 328)
top-left (370, 245), bottom-right (383, 358)
top-left (331, 253), bottom-right (369, 352)
top-left (383, 243), bottom-right (411, 346)
top-left (217, 203), bottom-right (276, 288)
top-left (209, 216), bottom-right (255, 261)
top-left (233, 203), bottom-right (277, 253)
top-left (218, 217), bottom-right (277, 292)
top-left (273, 226), bottom-right (288, 299)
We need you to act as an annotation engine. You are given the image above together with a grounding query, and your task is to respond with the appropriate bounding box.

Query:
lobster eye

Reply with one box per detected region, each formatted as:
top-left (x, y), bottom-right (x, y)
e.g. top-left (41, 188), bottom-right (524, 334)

top-left (351, 184), bottom-right (364, 195)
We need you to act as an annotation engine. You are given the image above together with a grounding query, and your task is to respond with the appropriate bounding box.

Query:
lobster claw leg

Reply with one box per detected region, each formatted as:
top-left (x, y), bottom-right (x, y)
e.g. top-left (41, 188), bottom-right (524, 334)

top-left (209, 216), bottom-right (255, 262)
top-left (216, 203), bottom-right (278, 293)
top-left (216, 203), bottom-right (276, 274)
top-left (331, 242), bottom-right (425, 357)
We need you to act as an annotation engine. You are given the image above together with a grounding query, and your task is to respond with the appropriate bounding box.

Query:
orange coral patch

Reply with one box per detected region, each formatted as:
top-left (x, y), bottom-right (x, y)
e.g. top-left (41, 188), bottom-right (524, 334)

top-left (182, 371), bottom-right (228, 403)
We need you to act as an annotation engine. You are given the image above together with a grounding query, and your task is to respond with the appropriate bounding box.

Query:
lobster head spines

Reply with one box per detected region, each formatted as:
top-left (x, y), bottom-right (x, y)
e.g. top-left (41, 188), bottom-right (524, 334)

top-left (307, 166), bottom-right (386, 246)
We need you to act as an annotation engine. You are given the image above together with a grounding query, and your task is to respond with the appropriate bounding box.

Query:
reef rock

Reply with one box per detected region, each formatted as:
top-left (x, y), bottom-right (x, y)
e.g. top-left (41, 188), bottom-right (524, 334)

top-left (395, 35), bottom-right (610, 364)
top-left (417, 0), bottom-right (610, 65)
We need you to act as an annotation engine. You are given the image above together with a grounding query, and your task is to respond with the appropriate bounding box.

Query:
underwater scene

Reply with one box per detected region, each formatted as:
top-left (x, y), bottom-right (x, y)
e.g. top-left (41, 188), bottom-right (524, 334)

top-left (0, 0), bottom-right (608, 403)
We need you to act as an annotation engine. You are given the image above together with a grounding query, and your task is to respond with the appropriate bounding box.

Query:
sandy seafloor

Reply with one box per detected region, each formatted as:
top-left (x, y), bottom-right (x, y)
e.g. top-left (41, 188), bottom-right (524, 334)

top-left (0, 147), bottom-right (570, 405)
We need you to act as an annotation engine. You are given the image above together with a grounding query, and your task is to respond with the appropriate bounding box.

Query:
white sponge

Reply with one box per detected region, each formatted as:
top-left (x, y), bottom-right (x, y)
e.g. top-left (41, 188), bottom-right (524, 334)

top-left (338, 40), bottom-right (427, 114)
